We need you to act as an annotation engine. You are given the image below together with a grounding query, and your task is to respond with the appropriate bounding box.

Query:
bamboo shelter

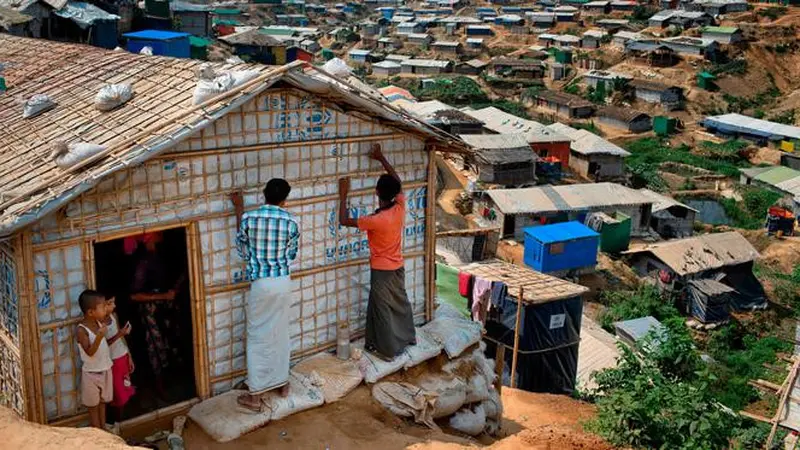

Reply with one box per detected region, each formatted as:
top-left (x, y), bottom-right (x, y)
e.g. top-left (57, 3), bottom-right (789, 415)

top-left (0, 35), bottom-right (467, 426)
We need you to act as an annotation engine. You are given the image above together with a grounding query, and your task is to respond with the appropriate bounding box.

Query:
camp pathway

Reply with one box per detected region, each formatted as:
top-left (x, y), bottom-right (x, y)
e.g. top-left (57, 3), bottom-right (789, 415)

top-left (181, 386), bottom-right (613, 450)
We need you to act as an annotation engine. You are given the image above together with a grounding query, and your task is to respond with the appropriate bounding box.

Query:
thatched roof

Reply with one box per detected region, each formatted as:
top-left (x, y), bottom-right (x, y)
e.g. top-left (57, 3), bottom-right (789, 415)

top-left (0, 35), bottom-right (467, 235)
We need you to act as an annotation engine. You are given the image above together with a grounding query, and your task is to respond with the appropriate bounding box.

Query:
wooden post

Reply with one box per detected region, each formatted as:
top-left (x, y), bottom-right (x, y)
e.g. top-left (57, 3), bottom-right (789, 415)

top-left (494, 343), bottom-right (505, 393)
top-left (18, 231), bottom-right (46, 423)
top-left (186, 222), bottom-right (211, 399)
top-left (767, 359), bottom-right (800, 448)
top-left (510, 286), bottom-right (524, 389)
top-left (424, 145), bottom-right (437, 322)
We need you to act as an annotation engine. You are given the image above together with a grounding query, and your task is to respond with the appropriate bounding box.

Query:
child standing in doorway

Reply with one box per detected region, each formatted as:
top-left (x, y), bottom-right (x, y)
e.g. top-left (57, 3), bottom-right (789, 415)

top-left (104, 296), bottom-right (135, 422)
top-left (76, 290), bottom-right (113, 429)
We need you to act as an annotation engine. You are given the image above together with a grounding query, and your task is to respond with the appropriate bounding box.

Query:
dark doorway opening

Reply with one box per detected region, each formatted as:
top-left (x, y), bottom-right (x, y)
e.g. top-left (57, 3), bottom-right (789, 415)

top-left (93, 227), bottom-right (196, 420)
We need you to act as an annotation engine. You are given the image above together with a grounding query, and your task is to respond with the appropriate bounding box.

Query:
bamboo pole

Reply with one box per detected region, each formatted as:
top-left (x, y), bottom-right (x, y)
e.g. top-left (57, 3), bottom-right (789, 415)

top-left (424, 147), bottom-right (437, 322)
top-left (18, 231), bottom-right (46, 423)
top-left (767, 358), bottom-right (800, 448)
top-left (187, 222), bottom-right (210, 400)
top-left (0, 61), bottom-right (307, 214)
top-left (510, 286), bottom-right (524, 389)
top-left (494, 343), bottom-right (505, 394)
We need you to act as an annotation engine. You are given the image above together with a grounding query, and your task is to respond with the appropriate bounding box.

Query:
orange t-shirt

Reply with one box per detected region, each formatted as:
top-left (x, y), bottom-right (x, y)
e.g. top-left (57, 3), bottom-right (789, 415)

top-left (358, 193), bottom-right (405, 271)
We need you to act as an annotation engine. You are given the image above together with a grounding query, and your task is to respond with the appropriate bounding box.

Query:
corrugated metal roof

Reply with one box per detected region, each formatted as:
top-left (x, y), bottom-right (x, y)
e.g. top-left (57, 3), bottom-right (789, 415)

top-left (486, 182), bottom-right (653, 214)
top-left (545, 123), bottom-right (630, 156)
top-left (459, 133), bottom-right (530, 150)
top-left (598, 105), bottom-right (650, 124)
top-left (524, 221), bottom-right (599, 244)
top-left (463, 107), bottom-right (570, 143)
top-left (476, 147), bottom-right (536, 165)
top-left (639, 189), bottom-right (698, 213)
top-left (623, 231), bottom-right (760, 276)
top-left (615, 316), bottom-right (665, 344)
top-left (704, 113), bottom-right (800, 141)
top-left (702, 26), bottom-right (739, 34)
top-left (577, 315), bottom-right (620, 390)
top-left (401, 58), bottom-right (451, 68)
top-left (372, 60), bottom-right (400, 68)
top-left (755, 165), bottom-right (800, 185)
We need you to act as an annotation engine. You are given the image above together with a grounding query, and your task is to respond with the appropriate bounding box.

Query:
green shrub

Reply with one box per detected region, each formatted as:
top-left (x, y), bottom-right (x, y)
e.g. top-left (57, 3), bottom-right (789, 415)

top-left (599, 285), bottom-right (679, 331)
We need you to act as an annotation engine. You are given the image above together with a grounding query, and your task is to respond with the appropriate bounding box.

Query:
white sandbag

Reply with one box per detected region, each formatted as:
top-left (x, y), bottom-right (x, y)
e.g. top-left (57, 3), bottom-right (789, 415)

top-left (226, 55), bottom-right (244, 64)
top-left (464, 374), bottom-right (490, 404)
top-left (50, 141), bottom-right (106, 169)
top-left (472, 346), bottom-right (497, 388)
top-left (435, 302), bottom-right (467, 320)
top-left (354, 345), bottom-right (409, 383)
top-left (422, 317), bottom-right (482, 358)
top-left (292, 352), bottom-right (363, 403)
top-left (186, 371), bottom-right (324, 443)
top-left (321, 57), bottom-right (351, 78)
top-left (192, 69), bottom-right (260, 105)
top-left (372, 382), bottom-right (438, 429)
top-left (113, 46), bottom-right (124, 51)
top-left (22, 94), bottom-right (55, 119)
top-left (449, 405), bottom-right (486, 436)
top-left (482, 388), bottom-right (502, 421)
top-left (94, 84), bottom-right (133, 111)
top-left (417, 375), bottom-right (467, 419)
top-left (403, 328), bottom-right (443, 369)
top-left (139, 46), bottom-right (153, 55)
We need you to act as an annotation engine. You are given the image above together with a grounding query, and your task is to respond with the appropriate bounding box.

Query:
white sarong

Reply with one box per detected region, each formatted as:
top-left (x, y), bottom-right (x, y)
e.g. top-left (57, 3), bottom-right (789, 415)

top-left (246, 275), bottom-right (294, 395)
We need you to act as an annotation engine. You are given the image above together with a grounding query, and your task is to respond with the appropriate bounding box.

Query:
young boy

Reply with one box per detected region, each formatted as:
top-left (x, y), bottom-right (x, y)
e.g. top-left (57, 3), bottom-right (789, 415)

top-left (338, 144), bottom-right (416, 360)
top-left (76, 290), bottom-right (114, 429)
top-left (104, 297), bottom-right (135, 421)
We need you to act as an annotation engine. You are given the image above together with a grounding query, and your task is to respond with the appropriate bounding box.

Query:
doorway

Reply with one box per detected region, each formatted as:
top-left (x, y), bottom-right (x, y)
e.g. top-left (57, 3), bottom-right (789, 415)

top-left (93, 227), bottom-right (196, 420)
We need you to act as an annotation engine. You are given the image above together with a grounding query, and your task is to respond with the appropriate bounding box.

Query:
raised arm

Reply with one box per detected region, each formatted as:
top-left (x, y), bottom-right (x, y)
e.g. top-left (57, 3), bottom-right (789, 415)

top-left (77, 323), bottom-right (108, 357)
top-left (338, 177), bottom-right (358, 228)
top-left (369, 144), bottom-right (402, 189)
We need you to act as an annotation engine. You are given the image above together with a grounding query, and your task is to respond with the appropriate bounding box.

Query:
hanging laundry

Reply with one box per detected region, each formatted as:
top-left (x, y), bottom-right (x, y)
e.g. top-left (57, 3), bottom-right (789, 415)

top-left (490, 281), bottom-right (507, 309)
top-left (458, 272), bottom-right (473, 297)
top-left (471, 277), bottom-right (492, 323)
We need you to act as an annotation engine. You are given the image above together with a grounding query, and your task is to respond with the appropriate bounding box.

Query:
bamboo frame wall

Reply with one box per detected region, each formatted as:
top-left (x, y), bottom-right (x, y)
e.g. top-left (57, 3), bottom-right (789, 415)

top-left (20, 89), bottom-right (435, 423)
top-left (0, 237), bottom-right (23, 416)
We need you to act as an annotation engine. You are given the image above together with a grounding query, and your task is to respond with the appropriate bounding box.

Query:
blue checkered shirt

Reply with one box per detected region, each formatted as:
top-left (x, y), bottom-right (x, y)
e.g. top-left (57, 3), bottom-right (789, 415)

top-left (236, 205), bottom-right (300, 280)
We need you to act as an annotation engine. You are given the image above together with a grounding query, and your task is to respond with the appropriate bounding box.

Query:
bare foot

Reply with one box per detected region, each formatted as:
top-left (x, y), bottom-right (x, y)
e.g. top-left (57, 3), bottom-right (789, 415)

top-left (237, 393), bottom-right (263, 413)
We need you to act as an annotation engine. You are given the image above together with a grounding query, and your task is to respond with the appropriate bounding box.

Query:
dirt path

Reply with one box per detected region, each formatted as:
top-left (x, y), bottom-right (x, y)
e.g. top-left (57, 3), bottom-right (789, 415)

top-left (181, 386), bottom-right (612, 450)
top-left (435, 154), bottom-right (471, 230)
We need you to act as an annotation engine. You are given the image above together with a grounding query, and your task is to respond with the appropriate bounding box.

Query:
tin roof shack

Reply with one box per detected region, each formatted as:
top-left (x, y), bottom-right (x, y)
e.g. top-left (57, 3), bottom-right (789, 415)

top-left (400, 58), bottom-right (452, 75)
top-left (639, 189), bottom-right (698, 239)
top-left (629, 79), bottom-right (684, 111)
top-left (347, 48), bottom-right (374, 64)
top-left (702, 113), bottom-right (800, 148)
top-left (372, 60), bottom-right (402, 77)
top-left (0, 6), bottom-right (32, 35)
top-left (534, 91), bottom-right (594, 119)
top-left (460, 261), bottom-right (589, 394)
top-left (687, 279), bottom-right (735, 324)
top-left (523, 222), bottom-right (599, 275)
top-left (597, 106), bottom-right (652, 133)
top-left (527, 11), bottom-right (556, 28)
top-left (460, 134), bottom-right (537, 186)
top-left (581, 29), bottom-right (608, 48)
top-left (455, 58), bottom-right (488, 75)
top-left (404, 32), bottom-right (434, 46)
top-left (489, 58), bottom-right (545, 80)
top-left (553, 5), bottom-right (579, 21)
top-left (582, 0), bottom-right (611, 15)
top-left (464, 107), bottom-right (573, 167)
top-left (585, 211), bottom-right (631, 253)
top-left (689, 0), bottom-right (747, 15)
top-left (625, 41), bottom-right (679, 67)
top-left (170, 1), bottom-right (212, 37)
top-left (701, 26), bottom-right (743, 44)
top-left (377, 36), bottom-right (402, 51)
top-left (546, 122), bottom-right (631, 181)
top-left (661, 36), bottom-right (719, 59)
top-left (401, 100), bottom-right (485, 134)
top-left (479, 183), bottom-right (654, 240)
top-left (623, 233), bottom-right (765, 308)
top-left (396, 21), bottom-right (426, 34)
top-left (582, 69), bottom-right (631, 89)
top-left (219, 29), bottom-right (288, 64)
top-left (431, 40), bottom-right (462, 55)
top-left (124, 30), bottom-right (189, 58)
top-left (466, 24), bottom-right (493, 35)
top-left (648, 10), bottom-right (712, 29)
top-left (739, 166), bottom-right (800, 216)
top-left (613, 30), bottom-right (644, 47)
top-left (596, 18), bottom-right (630, 32)
top-left (0, 34), bottom-right (467, 425)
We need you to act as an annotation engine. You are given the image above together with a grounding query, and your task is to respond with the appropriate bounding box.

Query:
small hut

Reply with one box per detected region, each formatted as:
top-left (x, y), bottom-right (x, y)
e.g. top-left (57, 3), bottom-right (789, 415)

top-left (0, 35), bottom-right (466, 426)
top-left (460, 134), bottom-right (536, 186)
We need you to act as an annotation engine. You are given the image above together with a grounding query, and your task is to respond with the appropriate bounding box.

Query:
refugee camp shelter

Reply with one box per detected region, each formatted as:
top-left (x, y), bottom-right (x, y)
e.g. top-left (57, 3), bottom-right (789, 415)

top-left (546, 123), bottom-right (630, 181)
top-left (52, 1), bottom-right (119, 49)
top-left (0, 35), bottom-right (467, 426)
top-left (477, 182), bottom-right (654, 240)
top-left (686, 279), bottom-right (735, 324)
top-left (702, 113), bottom-right (800, 149)
top-left (523, 222), bottom-right (599, 275)
top-left (219, 29), bottom-right (289, 64)
top-left (460, 134), bottom-right (537, 186)
top-left (623, 232), bottom-right (765, 308)
top-left (639, 189), bottom-right (697, 239)
top-left (459, 261), bottom-right (589, 394)
top-left (584, 211), bottom-right (631, 253)
top-left (124, 29), bottom-right (190, 58)
top-left (0, 6), bottom-right (33, 36)
top-left (170, 1), bottom-right (213, 37)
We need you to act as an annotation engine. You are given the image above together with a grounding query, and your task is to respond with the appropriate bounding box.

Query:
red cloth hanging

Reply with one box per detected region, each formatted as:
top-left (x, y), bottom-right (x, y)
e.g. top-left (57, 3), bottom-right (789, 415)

top-left (458, 272), bottom-right (474, 297)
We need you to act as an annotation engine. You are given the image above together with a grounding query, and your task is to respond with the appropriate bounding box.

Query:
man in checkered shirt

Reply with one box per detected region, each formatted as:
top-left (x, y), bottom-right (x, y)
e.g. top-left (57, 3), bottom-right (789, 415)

top-left (231, 178), bottom-right (299, 412)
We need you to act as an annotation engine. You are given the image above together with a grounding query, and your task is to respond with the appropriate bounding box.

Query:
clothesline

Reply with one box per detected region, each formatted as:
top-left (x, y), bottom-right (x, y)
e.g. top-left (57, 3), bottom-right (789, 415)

top-left (457, 260), bottom-right (588, 305)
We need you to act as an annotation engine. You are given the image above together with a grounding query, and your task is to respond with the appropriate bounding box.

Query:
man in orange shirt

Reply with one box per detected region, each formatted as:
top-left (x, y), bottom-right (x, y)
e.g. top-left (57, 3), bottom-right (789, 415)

top-left (338, 144), bottom-right (416, 360)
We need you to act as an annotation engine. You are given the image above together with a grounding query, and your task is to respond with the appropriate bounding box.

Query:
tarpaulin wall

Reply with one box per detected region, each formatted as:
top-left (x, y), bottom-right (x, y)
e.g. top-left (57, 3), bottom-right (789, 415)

top-left (26, 89), bottom-right (431, 421)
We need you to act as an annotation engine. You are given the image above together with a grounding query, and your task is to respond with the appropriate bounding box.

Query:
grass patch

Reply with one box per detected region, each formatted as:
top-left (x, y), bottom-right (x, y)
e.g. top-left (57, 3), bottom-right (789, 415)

top-left (719, 187), bottom-right (782, 229)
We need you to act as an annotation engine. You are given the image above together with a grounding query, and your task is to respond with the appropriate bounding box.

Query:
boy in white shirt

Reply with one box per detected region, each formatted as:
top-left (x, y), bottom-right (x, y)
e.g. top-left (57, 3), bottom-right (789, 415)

top-left (76, 290), bottom-right (113, 429)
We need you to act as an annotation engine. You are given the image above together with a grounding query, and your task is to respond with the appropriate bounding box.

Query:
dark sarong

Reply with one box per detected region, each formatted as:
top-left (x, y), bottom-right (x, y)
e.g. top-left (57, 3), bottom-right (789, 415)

top-left (366, 267), bottom-right (416, 359)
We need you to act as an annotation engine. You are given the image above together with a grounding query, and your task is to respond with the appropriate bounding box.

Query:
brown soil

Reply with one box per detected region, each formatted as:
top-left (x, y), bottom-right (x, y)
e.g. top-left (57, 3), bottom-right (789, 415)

top-left (180, 386), bottom-right (611, 450)
top-left (0, 407), bottom-right (143, 449)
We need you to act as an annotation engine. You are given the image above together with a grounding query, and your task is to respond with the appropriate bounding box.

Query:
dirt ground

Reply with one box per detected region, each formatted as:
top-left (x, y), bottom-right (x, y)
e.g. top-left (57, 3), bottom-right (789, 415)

top-left (180, 386), bottom-right (612, 450)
